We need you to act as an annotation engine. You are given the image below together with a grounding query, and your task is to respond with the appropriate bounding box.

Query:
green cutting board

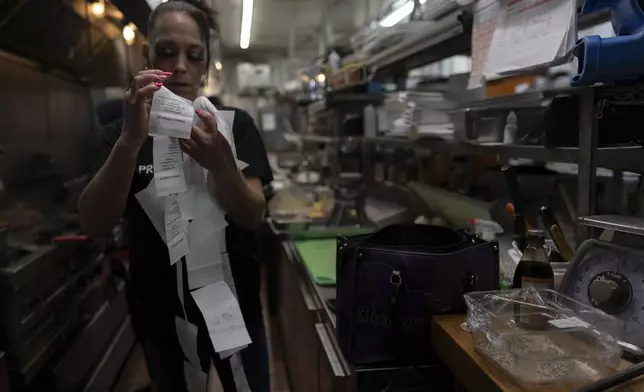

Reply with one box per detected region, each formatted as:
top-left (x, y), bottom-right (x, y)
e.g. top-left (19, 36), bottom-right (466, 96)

top-left (294, 239), bottom-right (339, 286)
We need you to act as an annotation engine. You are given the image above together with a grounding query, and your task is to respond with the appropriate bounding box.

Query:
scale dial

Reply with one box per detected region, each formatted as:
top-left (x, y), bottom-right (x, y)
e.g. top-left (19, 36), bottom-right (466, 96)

top-left (588, 271), bottom-right (633, 314)
top-left (564, 245), bottom-right (644, 347)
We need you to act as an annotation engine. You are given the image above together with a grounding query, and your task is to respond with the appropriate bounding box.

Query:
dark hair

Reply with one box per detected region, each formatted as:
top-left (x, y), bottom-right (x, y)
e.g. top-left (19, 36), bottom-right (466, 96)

top-left (148, 0), bottom-right (219, 66)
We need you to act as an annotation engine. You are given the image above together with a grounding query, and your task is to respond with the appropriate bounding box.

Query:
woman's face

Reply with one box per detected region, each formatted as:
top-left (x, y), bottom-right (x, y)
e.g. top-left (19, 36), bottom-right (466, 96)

top-left (149, 11), bottom-right (207, 101)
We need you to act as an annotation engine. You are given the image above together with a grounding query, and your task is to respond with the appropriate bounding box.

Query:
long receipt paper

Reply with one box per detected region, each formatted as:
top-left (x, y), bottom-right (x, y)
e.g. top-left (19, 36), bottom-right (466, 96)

top-left (191, 281), bottom-right (252, 353)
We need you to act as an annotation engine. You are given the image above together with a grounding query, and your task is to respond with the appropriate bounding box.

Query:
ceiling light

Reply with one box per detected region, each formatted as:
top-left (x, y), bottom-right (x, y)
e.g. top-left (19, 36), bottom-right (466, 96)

top-left (123, 24), bottom-right (136, 46)
top-left (240, 0), bottom-right (253, 49)
top-left (215, 61), bottom-right (223, 71)
top-left (90, 1), bottom-right (105, 17)
top-left (379, 1), bottom-right (414, 27)
top-left (316, 73), bottom-right (326, 83)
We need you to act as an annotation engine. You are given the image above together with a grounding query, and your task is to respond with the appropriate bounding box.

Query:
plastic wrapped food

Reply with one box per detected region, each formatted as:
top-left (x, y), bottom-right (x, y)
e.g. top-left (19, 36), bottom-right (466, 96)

top-left (465, 288), bottom-right (622, 385)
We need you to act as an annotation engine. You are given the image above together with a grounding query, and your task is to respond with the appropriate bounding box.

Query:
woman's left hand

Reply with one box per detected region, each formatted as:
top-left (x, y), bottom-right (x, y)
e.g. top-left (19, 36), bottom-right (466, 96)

top-left (179, 110), bottom-right (236, 173)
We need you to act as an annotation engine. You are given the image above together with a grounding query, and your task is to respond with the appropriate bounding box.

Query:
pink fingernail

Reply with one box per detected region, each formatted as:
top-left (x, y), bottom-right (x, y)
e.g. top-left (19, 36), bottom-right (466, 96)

top-left (195, 109), bottom-right (201, 115)
top-left (163, 72), bottom-right (172, 76)
top-left (155, 83), bottom-right (163, 88)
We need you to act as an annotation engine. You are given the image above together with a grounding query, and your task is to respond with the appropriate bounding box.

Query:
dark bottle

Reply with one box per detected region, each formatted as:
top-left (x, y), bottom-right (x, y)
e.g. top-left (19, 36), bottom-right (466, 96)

top-left (512, 230), bottom-right (554, 289)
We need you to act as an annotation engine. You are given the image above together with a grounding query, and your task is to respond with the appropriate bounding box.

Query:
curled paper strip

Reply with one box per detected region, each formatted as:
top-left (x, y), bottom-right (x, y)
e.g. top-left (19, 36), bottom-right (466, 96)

top-left (149, 86), bottom-right (194, 139)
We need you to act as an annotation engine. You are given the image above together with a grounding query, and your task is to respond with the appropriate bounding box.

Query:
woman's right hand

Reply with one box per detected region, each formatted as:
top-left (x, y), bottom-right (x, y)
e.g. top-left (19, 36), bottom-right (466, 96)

top-left (120, 69), bottom-right (171, 148)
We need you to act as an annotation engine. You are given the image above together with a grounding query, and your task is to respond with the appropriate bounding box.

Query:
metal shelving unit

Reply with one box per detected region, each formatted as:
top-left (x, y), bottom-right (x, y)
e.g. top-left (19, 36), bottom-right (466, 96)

top-left (363, 136), bottom-right (644, 174)
top-left (366, 10), bottom-right (472, 80)
top-left (354, 6), bottom-right (644, 247)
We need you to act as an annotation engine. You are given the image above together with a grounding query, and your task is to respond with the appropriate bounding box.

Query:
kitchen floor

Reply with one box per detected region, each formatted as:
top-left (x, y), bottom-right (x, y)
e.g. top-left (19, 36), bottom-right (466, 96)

top-left (113, 267), bottom-right (290, 392)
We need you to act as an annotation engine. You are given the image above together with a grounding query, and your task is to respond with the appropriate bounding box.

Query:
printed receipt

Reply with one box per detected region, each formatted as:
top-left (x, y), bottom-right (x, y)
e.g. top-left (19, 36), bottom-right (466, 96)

top-left (149, 86), bottom-right (194, 139)
top-left (153, 136), bottom-right (187, 197)
top-left (165, 195), bottom-right (190, 264)
top-left (191, 281), bottom-right (252, 353)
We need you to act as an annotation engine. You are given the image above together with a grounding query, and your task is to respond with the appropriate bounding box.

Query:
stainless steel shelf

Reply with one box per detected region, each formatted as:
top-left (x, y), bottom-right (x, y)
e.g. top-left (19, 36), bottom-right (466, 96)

top-left (301, 135), bottom-right (363, 144)
top-left (364, 136), bottom-right (644, 173)
top-left (366, 11), bottom-right (471, 80)
top-left (578, 215), bottom-right (644, 236)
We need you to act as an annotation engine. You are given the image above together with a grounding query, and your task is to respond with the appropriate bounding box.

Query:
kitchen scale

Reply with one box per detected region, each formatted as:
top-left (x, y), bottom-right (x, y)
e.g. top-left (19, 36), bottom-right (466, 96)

top-left (560, 215), bottom-right (644, 361)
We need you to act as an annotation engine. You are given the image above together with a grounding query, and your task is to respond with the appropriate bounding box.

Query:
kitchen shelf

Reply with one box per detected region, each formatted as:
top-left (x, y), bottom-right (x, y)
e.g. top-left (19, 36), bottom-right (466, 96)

top-left (366, 10), bottom-right (472, 80)
top-left (300, 135), bottom-right (363, 144)
top-left (365, 9), bottom-right (609, 81)
top-left (364, 136), bottom-right (644, 173)
top-left (578, 215), bottom-right (644, 236)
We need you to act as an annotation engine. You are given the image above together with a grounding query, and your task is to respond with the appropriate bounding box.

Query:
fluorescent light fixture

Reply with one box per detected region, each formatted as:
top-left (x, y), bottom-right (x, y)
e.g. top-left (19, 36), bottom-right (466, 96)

top-left (379, 0), bottom-right (425, 27)
top-left (240, 0), bottom-right (253, 49)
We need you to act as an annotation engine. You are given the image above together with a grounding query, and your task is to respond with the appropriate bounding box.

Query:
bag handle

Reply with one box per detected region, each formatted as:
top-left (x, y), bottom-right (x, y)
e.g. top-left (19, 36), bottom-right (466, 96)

top-left (361, 224), bottom-right (468, 250)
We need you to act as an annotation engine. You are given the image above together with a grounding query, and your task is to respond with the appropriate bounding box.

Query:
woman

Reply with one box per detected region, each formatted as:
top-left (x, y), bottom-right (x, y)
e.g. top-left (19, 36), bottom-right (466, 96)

top-left (78, 1), bottom-right (272, 391)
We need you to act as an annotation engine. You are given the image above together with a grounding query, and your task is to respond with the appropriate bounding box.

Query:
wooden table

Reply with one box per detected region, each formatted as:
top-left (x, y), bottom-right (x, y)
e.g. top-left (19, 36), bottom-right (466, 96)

top-left (431, 315), bottom-right (644, 392)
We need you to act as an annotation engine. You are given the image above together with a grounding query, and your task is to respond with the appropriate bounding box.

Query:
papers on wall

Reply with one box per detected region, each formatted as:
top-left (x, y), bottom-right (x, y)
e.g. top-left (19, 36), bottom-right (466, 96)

top-left (468, 0), bottom-right (501, 89)
top-left (149, 86), bottom-right (194, 139)
top-left (153, 136), bottom-right (187, 197)
top-left (165, 195), bottom-right (190, 264)
top-left (484, 0), bottom-right (577, 77)
top-left (191, 281), bottom-right (252, 353)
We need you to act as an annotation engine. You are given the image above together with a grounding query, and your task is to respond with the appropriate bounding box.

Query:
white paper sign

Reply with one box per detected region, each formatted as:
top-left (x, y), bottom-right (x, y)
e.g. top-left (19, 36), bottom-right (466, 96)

top-left (468, 0), bottom-right (501, 89)
top-left (149, 86), bottom-right (194, 139)
top-left (191, 281), bottom-right (252, 353)
top-left (165, 195), bottom-right (189, 264)
top-left (484, 0), bottom-right (576, 76)
top-left (134, 179), bottom-right (166, 240)
top-left (153, 136), bottom-right (187, 197)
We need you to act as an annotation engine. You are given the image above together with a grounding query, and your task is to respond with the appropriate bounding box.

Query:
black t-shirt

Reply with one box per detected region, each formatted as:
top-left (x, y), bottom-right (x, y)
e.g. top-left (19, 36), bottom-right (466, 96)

top-left (97, 107), bottom-right (273, 353)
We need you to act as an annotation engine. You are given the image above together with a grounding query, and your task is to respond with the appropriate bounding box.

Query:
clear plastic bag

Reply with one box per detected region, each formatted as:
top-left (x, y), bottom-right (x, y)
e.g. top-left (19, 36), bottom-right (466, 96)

top-left (465, 288), bottom-right (622, 385)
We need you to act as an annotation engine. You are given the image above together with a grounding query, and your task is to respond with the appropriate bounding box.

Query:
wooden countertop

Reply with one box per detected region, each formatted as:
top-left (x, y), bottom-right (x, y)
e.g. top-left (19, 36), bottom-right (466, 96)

top-left (431, 315), bottom-right (644, 392)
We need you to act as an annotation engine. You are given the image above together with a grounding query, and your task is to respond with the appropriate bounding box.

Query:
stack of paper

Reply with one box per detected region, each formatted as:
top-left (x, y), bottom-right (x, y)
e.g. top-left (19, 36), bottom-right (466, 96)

top-left (135, 89), bottom-right (252, 391)
top-left (483, 0), bottom-right (577, 77)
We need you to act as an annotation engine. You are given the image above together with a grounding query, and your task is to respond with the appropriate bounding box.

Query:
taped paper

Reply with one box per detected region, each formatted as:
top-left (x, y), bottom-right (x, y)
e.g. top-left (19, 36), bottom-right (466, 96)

top-left (176, 317), bottom-right (201, 367)
top-left (191, 281), bottom-right (252, 353)
top-left (192, 97), bottom-right (239, 160)
top-left (219, 345), bottom-right (247, 360)
top-left (149, 86), bottom-right (194, 139)
top-left (177, 259), bottom-right (186, 316)
top-left (179, 159), bottom-right (226, 221)
top-left (165, 195), bottom-right (189, 264)
top-left (179, 158), bottom-right (207, 220)
top-left (184, 361), bottom-right (208, 392)
top-left (217, 110), bottom-right (237, 158)
top-left (187, 261), bottom-right (224, 290)
top-left (153, 136), bottom-right (187, 197)
top-left (188, 213), bottom-right (228, 244)
top-left (230, 353), bottom-right (251, 392)
top-left (217, 228), bottom-right (227, 253)
top-left (134, 179), bottom-right (165, 240)
top-left (222, 253), bottom-right (237, 298)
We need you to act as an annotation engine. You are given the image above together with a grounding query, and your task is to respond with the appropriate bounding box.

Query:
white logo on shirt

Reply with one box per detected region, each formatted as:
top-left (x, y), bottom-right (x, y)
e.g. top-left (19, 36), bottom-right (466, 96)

top-left (138, 165), bottom-right (154, 175)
